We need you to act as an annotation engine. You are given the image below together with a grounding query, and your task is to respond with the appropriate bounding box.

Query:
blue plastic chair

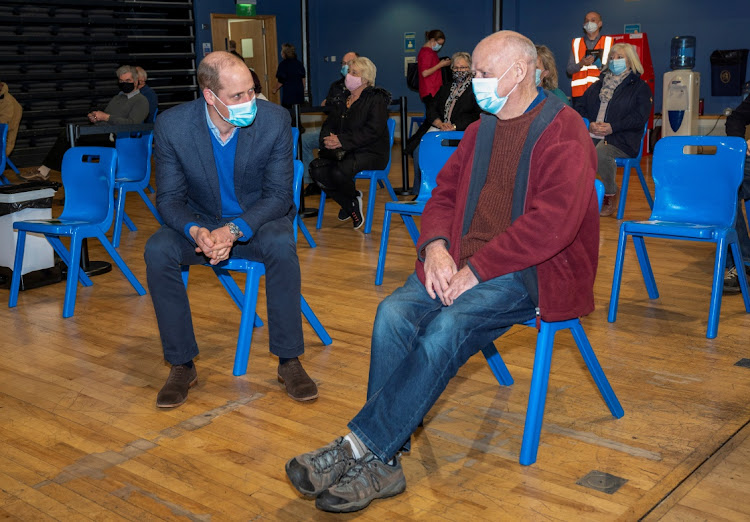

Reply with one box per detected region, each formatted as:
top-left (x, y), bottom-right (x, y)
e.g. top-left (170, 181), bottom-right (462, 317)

top-left (409, 115), bottom-right (426, 138)
top-left (481, 179), bottom-right (623, 466)
top-left (375, 131), bottom-right (462, 285)
top-left (608, 136), bottom-right (750, 339)
top-left (181, 160), bottom-right (332, 376)
top-left (615, 123), bottom-right (652, 220)
top-left (0, 124), bottom-right (11, 185)
top-left (316, 118), bottom-right (398, 234)
top-left (145, 108), bottom-right (159, 194)
top-left (291, 126), bottom-right (299, 158)
top-left (8, 147), bottom-right (147, 318)
top-left (112, 132), bottom-right (164, 248)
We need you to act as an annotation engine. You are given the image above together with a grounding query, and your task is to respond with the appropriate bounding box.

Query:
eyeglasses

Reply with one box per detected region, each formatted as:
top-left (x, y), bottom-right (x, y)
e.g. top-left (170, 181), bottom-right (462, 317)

top-left (452, 66), bottom-right (471, 71)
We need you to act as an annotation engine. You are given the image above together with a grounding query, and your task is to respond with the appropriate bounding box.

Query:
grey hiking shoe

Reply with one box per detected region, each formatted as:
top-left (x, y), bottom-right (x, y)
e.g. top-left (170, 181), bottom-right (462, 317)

top-left (286, 437), bottom-right (356, 497)
top-left (315, 452), bottom-right (406, 513)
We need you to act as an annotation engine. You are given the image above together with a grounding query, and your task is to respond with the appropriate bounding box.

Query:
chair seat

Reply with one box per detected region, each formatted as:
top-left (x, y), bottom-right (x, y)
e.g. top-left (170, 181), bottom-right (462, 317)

top-left (623, 220), bottom-right (726, 240)
top-left (13, 219), bottom-right (100, 234)
top-left (384, 201), bottom-right (425, 213)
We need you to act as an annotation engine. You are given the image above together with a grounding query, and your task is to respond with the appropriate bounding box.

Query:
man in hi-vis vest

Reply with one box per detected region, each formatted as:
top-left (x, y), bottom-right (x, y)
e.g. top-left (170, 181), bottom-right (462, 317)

top-left (567, 11), bottom-right (612, 109)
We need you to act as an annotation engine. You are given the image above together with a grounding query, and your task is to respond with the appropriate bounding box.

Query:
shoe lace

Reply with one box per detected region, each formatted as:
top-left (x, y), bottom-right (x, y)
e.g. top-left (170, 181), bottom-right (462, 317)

top-left (336, 454), bottom-right (383, 492)
top-left (728, 266), bottom-right (738, 278)
top-left (168, 365), bottom-right (188, 383)
top-left (311, 439), bottom-right (351, 473)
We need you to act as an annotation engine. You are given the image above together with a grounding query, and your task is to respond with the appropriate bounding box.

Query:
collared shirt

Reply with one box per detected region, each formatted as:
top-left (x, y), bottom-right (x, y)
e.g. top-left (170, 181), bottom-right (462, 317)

top-left (204, 103), bottom-right (238, 145)
top-left (121, 88), bottom-right (141, 100)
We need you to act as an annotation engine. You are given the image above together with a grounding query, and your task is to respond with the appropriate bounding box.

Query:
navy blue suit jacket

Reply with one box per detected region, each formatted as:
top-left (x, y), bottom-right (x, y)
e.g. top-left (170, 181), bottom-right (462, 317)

top-left (154, 97), bottom-right (295, 240)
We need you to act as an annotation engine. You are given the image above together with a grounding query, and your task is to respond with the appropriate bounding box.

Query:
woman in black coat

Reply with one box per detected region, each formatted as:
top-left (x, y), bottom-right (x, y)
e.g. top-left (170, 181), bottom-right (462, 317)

top-left (310, 56), bottom-right (391, 229)
top-left (577, 42), bottom-right (652, 216)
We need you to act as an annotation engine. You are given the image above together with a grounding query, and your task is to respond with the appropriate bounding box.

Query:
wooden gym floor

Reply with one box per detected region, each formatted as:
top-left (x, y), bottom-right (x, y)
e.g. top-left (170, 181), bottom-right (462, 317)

top-left (1, 150), bottom-right (749, 521)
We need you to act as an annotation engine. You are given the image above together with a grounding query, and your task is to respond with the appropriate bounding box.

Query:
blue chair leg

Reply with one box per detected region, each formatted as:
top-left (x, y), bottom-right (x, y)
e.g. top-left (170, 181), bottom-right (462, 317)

top-left (112, 191), bottom-right (128, 248)
top-left (731, 240), bottom-right (750, 313)
top-left (123, 211), bottom-right (138, 232)
top-left (6, 158), bottom-right (20, 175)
top-left (213, 268), bottom-right (264, 327)
top-left (298, 219), bottom-right (317, 248)
top-left (402, 214), bottom-right (420, 244)
top-left (146, 183), bottom-right (155, 194)
top-left (95, 231), bottom-right (147, 295)
top-left (481, 343), bottom-right (514, 386)
top-left (616, 162), bottom-right (632, 220)
top-left (136, 188), bottom-right (164, 225)
top-left (233, 265), bottom-right (263, 376)
top-left (8, 230), bottom-right (27, 308)
top-left (375, 208), bottom-right (393, 286)
top-left (632, 236), bottom-right (659, 298)
top-left (363, 177), bottom-right (379, 234)
top-left (569, 320), bottom-right (624, 418)
top-left (635, 164), bottom-right (654, 209)
top-left (62, 234), bottom-right (84, 318)
top-left (707, 237), bottom-right (730, 339)
top-left (608, 227), bottom-right (629, 323)
top-left (316, 191), bottom-right (327, 229)
top-left (48, 236), bottom-right (92, 286)
top-left (0, 172), bottom-right (9, 185)
top-left (301, 295), bottom-right (332, 345)
top-left (519, 322), bottom-right (556, 466)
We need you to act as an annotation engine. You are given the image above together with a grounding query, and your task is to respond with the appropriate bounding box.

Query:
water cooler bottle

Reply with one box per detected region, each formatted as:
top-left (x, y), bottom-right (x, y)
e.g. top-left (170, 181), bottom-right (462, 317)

top-left (662, 36), bottom-right (700, 137)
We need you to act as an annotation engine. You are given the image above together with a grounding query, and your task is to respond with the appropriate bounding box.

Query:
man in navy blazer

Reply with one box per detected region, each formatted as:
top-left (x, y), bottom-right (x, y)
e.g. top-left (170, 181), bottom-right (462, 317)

top-left (144, 51), bottom-right (318, 408)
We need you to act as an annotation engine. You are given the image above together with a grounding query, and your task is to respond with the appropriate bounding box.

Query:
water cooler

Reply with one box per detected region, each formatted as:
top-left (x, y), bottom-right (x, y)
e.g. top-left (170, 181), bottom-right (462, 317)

top-left (663, 36), bottom-right (700, 137)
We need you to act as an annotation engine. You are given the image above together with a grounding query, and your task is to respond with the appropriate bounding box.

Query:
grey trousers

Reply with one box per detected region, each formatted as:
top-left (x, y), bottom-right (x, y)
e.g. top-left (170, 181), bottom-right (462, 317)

top-left (593, 140), bottom-right (627, 195)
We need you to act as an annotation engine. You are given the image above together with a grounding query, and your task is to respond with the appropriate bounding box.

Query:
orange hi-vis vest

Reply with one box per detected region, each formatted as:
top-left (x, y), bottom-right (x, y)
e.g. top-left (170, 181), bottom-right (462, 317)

top-left (571, 35), bottom-right (612, 98)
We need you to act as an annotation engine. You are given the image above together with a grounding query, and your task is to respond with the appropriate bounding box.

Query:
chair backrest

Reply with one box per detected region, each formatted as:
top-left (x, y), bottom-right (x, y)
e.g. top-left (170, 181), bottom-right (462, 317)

top-left (417, 130), bottom-right (463, 202)
top-left (58, 147), bottom-right (118, 228)
top-left (633, 122), bottom-right (647, 160)
top-left (291, 127), bottom-right (300, 159)
top-left (650, 136), bottom-right (747, 227)
top-left (115, 132), bottom-right (154, 186)
top-left (381, 118), bottom-right (396, 171)
top-left (0, 124), bottom-right (7, 173)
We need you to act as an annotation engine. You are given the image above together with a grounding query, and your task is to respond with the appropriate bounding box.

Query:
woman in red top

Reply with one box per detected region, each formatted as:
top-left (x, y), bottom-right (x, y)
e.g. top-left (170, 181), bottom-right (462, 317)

top-left (417, 29), bottom-right (451, 111)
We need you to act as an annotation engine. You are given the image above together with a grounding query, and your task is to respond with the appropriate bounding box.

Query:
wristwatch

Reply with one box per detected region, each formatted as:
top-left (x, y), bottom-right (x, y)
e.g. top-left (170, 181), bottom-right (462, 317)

top-left (224, 222), bottom-right (242, 240)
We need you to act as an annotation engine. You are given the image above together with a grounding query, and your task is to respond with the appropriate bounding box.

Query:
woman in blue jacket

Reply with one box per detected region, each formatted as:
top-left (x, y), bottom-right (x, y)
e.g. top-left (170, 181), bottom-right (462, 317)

top-left (577, 42), bottom-right (652, 216)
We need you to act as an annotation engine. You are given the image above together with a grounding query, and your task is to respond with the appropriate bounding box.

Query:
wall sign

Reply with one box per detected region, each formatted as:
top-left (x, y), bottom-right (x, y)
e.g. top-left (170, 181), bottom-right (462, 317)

top-left (404, 32), bottom-right (416, 52)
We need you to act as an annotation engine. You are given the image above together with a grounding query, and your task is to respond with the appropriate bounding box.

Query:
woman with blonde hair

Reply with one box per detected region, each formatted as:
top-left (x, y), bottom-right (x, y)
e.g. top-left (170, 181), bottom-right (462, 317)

top-left (535, 45), bottom-right (569, 104)
top-left (310, 57), bottom-right (391, 229)
top-left (577, 42), bottom-right (652, 216)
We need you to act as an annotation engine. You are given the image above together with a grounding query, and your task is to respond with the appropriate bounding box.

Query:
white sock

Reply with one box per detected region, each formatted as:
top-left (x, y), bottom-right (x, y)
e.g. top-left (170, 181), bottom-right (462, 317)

top-left (344, 432), bottom-right (367, 459)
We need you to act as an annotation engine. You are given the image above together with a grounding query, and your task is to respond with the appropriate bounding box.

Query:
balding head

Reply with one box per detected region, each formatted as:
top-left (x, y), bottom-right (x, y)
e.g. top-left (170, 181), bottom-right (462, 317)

top-left (473, 31), bottom-right (536, 81)
top-left (197, 51), bottom-right (248, 93)
top-left (584, 11), bottom-right (602, 24)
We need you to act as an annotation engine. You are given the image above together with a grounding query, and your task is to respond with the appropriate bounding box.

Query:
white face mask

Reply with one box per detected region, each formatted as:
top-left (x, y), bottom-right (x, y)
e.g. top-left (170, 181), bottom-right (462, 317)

top-left (584, 21), bottom-right (598, 34)
top-left (471, 62), bottom-right (517, 115)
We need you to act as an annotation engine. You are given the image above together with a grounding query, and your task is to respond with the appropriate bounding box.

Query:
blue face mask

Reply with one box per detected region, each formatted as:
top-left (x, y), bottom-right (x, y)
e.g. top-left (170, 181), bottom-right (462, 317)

top-left (535, 69), bottom-right (542, 87)
top-left (432, 43), bottom-right (442, 52)
top-left (210, 90), bottom-right (257, 127)
top-left (609, 58), bottom-right (627, 75)
top-left (472, 63), bottom-right (517, 115)
top-left (340, 64), bottom-right (349, 77)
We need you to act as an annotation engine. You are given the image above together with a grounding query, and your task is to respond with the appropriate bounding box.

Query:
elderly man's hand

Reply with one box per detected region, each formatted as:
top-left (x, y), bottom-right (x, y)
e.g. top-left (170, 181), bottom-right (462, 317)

top-left (423, 240), bottom-right (457, 305)
top-left (323, 133), bottom-right (342, 149)
top-left (190, 226), bottom-right (234, 264)
top-left (442, 266), bottom-right (479, 305)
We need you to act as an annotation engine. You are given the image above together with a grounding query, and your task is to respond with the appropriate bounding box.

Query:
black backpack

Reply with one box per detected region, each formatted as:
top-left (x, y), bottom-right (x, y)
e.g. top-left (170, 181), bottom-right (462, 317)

top-left (406, 62), bottom-right (420, 92)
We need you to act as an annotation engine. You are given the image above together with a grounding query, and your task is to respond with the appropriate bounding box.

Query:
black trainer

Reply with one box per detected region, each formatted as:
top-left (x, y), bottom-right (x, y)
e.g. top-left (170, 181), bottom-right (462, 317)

top-left (723, 265), bottom-right (750, 294)
top-left (351, 192), bottom-right (364, 230)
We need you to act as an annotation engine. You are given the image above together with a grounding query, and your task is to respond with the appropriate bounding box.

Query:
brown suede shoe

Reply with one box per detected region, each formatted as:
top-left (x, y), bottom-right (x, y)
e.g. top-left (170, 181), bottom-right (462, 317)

top-left (278, 358), bottom-right (318, 401)
top-left (600, 194), bottom-right (617, 217)
top-left (156, 364), bottom-right (198, 408)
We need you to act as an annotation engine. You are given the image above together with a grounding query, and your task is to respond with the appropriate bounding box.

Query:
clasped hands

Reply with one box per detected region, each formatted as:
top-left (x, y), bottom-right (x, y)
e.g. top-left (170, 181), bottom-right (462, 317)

top-left (87, 110), bottom-right (109, 123)
top-left (589, 121), bottom-right (612, 136)
top-left (322, 133), bottom-right (342, 149)
top-left (190, 225), bottom-right (236, 265)
top-left (423, 240), bottom-right (478, 306)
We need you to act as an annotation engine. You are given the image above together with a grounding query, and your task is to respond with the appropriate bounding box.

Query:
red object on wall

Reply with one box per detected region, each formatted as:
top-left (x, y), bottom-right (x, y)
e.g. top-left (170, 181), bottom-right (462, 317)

top-left (611, 32), bottom-right (655, 152)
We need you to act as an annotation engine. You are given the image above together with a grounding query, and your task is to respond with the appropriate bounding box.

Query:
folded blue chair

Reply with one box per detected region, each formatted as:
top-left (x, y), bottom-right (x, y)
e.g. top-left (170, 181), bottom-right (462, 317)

top-left (608, 136), bottom-right (750, 339)
top-left (481, 179), bottom-right (623, 466)
top-left (615, 123), bottom-right (652, 220)
top-left (375, 131), bottom-right (462, 285)
top-left (316, 118), bottom-right (397, 234)
top-left (181, 160), bottom-right (332, 376)
top-left (112, 132), bottom-right (164, 247)
top-left (8, 147), bottom-right (147, 318)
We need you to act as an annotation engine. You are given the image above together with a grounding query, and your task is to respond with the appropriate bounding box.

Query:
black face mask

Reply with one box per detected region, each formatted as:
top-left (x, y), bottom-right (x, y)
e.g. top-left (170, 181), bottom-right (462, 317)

top-left (119, 82), bottom-right (135, 94)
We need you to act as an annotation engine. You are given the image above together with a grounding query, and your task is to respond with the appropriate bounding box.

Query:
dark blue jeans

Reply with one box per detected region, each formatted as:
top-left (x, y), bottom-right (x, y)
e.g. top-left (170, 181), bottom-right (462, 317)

top-left (144, 217), bottom-right (304, 365)
top-left (348, 271), bottom-right (536, 462)
top-left (727, 157), bottom-right (750, 269)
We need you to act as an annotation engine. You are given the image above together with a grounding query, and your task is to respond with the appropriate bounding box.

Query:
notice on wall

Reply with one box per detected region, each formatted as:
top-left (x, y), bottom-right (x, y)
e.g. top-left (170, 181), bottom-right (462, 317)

top-left (624, 23), bottom-right (641, 34)
top-left (404, 56), bottom-right (416, 77)
top-left (404, 32), bottom-right (416, 53)
top-left (202, 42), bottom-right (212, 57)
